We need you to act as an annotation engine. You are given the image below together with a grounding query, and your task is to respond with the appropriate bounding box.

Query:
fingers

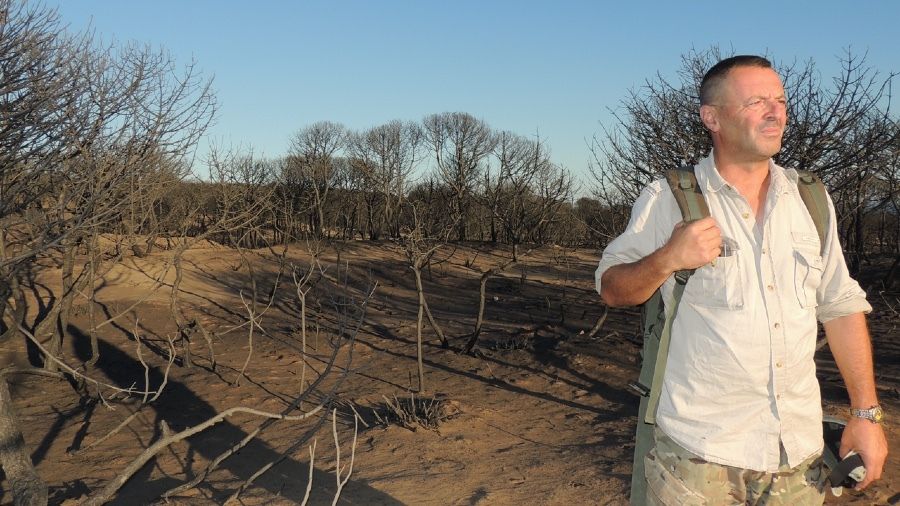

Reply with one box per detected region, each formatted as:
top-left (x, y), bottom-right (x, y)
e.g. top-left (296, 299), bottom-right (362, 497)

top-left (855, 451), bottom-right (884, 490)
top-left (689, 216), bottom-right (718, 230)
top-left (840, 419), bottom-right (888, 490)
top-left (664, 217), bottom-right (723, 271)
top-left (678, 217), bottom-right (722, 266)
top-left (684, 217), bottom-right (721, 242)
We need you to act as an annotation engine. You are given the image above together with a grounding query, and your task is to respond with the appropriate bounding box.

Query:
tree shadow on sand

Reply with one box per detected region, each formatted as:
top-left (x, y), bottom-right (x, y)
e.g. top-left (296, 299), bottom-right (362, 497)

top-left (63, 324), bottom-right (402, 505)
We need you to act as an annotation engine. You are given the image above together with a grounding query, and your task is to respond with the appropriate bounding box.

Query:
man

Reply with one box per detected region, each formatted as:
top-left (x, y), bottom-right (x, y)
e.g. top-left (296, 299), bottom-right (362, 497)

top-left (596, 55), bottom-right (888, 504)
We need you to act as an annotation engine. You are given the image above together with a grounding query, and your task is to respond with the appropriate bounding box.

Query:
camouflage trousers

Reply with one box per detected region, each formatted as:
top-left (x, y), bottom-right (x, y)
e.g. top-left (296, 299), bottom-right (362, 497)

top-left (644, 427), bottom-right (826, 506)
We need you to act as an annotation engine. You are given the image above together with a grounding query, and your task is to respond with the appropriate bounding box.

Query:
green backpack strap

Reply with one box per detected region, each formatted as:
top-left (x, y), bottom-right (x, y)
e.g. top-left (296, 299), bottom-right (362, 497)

top-left (666, 167), bottom-right (711, 224)
top-left (644, 167), bottom-right (709, 423)
top-left (630, 166), bottom-right (707, 505)
top-left (795, 170), bottom-right (829, 255)
top-left (645, 168), bottom-right (709, 416)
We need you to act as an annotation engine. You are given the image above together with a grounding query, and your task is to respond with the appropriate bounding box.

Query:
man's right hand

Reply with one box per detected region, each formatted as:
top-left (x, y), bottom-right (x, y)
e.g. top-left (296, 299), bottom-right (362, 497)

top-left (600, 216), bottom-right (723, 307)
top-left (661, 216), bottom-right (722, 271)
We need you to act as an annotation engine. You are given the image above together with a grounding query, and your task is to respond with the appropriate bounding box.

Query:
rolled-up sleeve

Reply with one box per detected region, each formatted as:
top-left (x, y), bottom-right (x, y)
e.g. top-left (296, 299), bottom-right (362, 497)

top-left (815, 192), bottom-right (872, 322)
top-left (595, 180), bottom-right (675, 295)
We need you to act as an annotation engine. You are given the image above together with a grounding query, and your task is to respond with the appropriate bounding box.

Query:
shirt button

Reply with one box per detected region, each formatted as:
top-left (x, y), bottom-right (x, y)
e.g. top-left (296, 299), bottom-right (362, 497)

top-left (762, 248), bottom-right (767, 254)
top-left (774, 323), bottom-right (781, 329)
top-left (767, 284), bottom-right (774, 291)
top-left (776, 362), bottom-right (783, 368)
top-left (776, 394), bottom-right (782, 400)
top-left (742, 212), bottom-right (749, 219)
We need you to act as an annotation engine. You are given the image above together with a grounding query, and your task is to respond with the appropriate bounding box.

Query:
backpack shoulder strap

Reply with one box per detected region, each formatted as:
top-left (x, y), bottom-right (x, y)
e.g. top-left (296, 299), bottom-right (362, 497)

top-left (665, 165), bottom-right (710, 223)
top-left (643, 165), bottom-right (709, 422)
top-left (631, 165), bottom-right (707, 504)
top-left (795, 169), bottom-right (829, 255)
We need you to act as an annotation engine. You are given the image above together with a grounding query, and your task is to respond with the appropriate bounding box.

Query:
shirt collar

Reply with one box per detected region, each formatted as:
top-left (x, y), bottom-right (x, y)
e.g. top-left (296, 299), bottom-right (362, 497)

top-left (695, 150), bottom-right (728, 193)
top-left (696, 149), bottom-right (796, 196)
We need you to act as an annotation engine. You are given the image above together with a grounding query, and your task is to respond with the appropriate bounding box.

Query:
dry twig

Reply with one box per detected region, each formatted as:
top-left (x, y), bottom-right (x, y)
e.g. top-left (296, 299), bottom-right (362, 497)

top-left (80, 405), bottom-right (323, 506)
top-left (331, 408), bottom-right (358, 506)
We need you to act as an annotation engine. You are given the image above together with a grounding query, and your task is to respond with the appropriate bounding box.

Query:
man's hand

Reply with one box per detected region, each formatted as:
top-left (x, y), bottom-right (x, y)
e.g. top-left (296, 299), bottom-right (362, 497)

top-left (839, 416), bottom-right (888, 490)
top-left (660, 216), bottom-right (722, 271)
top-left (600, 216), bottom-right (723, 307)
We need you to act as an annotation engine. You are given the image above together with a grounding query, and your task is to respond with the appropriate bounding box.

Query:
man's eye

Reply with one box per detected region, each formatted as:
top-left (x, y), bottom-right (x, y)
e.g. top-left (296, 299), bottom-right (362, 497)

top-left (747, 99), bottom-right (764, 108)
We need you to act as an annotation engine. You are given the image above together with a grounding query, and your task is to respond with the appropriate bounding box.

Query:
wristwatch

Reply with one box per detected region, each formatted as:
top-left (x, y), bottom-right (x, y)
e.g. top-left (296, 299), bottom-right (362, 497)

top-left (850, 405), bottom-right (884, 424)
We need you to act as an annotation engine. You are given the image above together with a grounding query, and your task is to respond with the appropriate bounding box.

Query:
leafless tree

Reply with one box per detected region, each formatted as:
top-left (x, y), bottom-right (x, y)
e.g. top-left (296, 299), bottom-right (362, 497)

top-left (1, 26), bottom-right (215, 367)
top-left (482, 131), bottom-right (530, 244)
top-left (273, 155), bottom-right (311, 243)
top-left (330, 156), bottom-right (366, 240)
top-left (163, 148), bottom-right (274, 370)
top-left (14, 0), bottom-right (217, 388)
top-left (348, 120), bottom-right (424, 240)
top-left (287, 121), bottom-right (347, 239)
top-left (423, 112), bottom-right (496, 241)
top-left (463, 253), bottom-right (521, 354)
top-left (483, 133), bottom-right (574, 259)
top-left (0, 4), bottom-right (218, 497)
top-left (398, 203), bottom-right (455, 392)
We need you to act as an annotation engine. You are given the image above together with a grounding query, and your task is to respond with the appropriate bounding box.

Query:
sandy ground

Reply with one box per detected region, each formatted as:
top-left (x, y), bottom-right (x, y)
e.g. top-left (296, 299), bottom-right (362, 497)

top-left (0, 240), bottom-right (897, 505)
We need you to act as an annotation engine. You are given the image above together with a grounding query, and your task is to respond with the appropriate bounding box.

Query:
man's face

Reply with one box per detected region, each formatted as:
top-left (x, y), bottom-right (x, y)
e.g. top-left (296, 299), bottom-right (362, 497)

top-left (702, 66), bottom-right (788, 161)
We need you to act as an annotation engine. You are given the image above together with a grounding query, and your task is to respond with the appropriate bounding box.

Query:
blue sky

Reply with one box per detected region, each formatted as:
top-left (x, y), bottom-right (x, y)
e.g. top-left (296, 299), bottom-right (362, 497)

top-left (54, 1), bottom-right (898, 184)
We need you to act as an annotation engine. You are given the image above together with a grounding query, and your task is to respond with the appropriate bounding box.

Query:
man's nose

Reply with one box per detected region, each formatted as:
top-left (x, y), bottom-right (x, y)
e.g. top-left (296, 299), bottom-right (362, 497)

top-left (764, 98), bottom-right (787, 117)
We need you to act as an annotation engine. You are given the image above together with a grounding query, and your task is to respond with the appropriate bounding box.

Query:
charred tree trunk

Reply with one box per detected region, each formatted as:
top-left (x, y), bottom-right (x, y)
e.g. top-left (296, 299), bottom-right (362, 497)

top-left (44, 240), bottom-right (80, 373)
top-left (0, 276), bottom-right (26, 344)
top-left (413, 266), bottom-right (447, 348)
top-left (415, 268), bottom-right (426, 393)
top-left (0, 377), bottom-right (47, 506)
top-left (170, 246), bottom-right (192, 368)
top-left (464, 257), bottom-right (517, 354)
top-left (464, 269), bottom-right (494, 354)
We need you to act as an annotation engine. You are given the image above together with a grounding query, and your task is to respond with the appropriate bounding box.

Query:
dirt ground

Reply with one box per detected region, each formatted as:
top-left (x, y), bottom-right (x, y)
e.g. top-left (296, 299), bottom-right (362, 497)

top-left (0, 241), bottom-right (897, 505)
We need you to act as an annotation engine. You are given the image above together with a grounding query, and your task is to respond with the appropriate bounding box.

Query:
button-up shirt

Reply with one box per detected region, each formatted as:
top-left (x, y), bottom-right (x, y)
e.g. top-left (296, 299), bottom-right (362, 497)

top-left (595, 152), bottom-right (871, 472)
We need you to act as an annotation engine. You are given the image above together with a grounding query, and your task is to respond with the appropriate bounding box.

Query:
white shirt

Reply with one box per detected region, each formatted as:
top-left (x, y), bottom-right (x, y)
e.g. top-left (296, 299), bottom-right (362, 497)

top-left (595, 152), bottom-right (872, 472)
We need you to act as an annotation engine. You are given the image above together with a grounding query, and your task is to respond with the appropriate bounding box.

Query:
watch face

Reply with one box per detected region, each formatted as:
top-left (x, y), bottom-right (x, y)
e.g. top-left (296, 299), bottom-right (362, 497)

top-left (852, 406), bottom-right (885, 423)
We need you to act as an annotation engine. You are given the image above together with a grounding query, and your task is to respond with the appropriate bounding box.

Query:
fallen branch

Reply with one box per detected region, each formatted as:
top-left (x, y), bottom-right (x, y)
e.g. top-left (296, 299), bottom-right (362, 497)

top-left (161, 282), bottom-right (352, 500)
top-left (15, 322), bottom-right (158, 401)
top-left (587, 306), bottom-right (610, 339)
top-left (331, 408), bottom-right (358, 506)
top-left (222, 403), bottom-right (333, 505)
top-left (68, 407), bottom-right (142, 456)
top-left (80, 405), bottom-right (324, 506)
top-left (301, 439), bottom-right (316, 506)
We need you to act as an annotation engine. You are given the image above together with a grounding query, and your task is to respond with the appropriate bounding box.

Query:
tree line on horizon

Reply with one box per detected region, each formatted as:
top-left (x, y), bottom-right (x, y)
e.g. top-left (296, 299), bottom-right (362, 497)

top-left (155, 114), bottom-right (588, 252)
top-left (151, 53), bottom-right (900, 278)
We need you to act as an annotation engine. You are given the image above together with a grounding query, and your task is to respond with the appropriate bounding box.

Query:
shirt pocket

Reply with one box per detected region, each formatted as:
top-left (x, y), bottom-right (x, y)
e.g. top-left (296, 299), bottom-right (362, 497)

top-left (792, 231), bottom-right (824, 308)
top-left (684, 254), bottom-right (744, 310)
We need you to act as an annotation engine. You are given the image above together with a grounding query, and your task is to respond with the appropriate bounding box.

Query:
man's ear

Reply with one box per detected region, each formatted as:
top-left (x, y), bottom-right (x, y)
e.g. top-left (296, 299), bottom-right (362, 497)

top-left (700, 104), bottom-right (719, 132)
